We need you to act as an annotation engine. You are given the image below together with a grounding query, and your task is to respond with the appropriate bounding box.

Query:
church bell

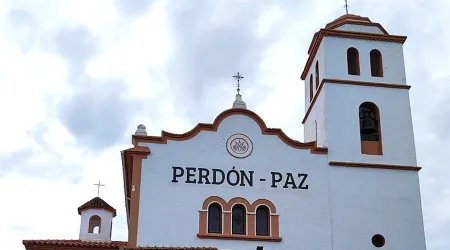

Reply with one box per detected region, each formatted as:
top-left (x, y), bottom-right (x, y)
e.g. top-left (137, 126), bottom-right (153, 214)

top-left (360, 110), bottom-right (377, 135)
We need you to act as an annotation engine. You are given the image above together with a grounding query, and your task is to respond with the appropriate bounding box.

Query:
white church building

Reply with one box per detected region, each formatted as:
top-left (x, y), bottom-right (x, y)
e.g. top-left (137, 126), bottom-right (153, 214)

top-left (23, 14), bottom-right (427, 250)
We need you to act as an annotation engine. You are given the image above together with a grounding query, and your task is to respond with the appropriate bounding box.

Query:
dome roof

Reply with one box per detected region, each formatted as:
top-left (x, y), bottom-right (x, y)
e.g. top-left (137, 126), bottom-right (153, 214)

top-left (323, 14), bottom-right (388, 34)
top-left (325, 14), bottom-right (372, 28)
top-left (77, 197), bottom-right (117, 217)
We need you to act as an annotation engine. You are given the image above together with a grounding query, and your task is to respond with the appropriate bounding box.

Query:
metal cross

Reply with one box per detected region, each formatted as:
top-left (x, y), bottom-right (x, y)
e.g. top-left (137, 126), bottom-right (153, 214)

top-left (232, 72), bottom-right (244, 95)
top-left (93, 180), bottom-right (105, 197)
top-left (344, 0), bottom-right (349, 14)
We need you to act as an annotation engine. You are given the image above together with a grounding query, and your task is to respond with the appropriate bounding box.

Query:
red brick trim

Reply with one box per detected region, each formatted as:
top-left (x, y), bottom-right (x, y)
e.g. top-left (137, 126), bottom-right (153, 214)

top-left (132, 108), bottom-right (327, 154)
top-left (121, 146), bottom-right (151, 248)
top-left (198, 196), bottom-right (282, 242)
top-left (329, 161), bottom-right (422, 171)
top-left (301, 29), bottom-right (407, 80)
top-left (302, 78), bottom-right (411, 124)
top-left (22, 240), bottom-right (218, 250)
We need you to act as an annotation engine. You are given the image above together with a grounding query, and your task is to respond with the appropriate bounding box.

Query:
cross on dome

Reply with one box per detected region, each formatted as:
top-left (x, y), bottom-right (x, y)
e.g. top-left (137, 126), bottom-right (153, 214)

top-left (93, 180), bottom-right (105, 197)
top-left (232, 72), bottom-right (247, 109)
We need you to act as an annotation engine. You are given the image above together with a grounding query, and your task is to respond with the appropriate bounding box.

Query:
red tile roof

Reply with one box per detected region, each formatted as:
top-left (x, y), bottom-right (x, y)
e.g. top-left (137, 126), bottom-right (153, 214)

top-left (22, 240), bottom-right (219, 250)
top-left (23, 239), bottom-right (126, 248)
top-left (325, 14), bottom-right (372, 28)
top-left (78, 196), bottom-right (117, 217)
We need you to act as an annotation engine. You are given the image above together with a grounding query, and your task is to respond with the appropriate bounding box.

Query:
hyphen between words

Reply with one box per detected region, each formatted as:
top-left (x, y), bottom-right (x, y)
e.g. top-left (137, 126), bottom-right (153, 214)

top-left (172, 166), bottom-right (309, 189)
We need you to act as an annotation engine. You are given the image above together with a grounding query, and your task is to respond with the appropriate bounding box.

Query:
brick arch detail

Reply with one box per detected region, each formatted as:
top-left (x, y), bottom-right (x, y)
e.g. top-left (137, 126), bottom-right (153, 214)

top-left (198, 196), bottom-right (281, 242)
top-left (250, 199), bottom-right (277, 213)
top-left (227, 197), bottom-right (252, 211)
top-left (202, 196), bottom-right (228, 210)
top-left (88, 215), bottom-right (102, 234)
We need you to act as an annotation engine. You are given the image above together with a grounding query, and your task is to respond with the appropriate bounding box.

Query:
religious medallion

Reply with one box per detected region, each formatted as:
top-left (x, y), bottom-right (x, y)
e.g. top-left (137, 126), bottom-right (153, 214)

top-left (226, 133), bottom-right (253, 158)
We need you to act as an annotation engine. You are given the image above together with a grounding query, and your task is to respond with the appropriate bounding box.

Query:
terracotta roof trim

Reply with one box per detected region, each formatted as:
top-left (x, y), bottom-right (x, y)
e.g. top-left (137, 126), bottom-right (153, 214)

top-left (325, 14), bottom-right (372, 28)
top-left (301, 29), bottom-right (407, 79)
top-left (132, 108), bottom-right (327, 153)
top-left (22, 240), bottom-right (218, 250)
top-left (78, 196), bottom-right (117, 217)
top-left (326, 19), bottom-right (389, 35)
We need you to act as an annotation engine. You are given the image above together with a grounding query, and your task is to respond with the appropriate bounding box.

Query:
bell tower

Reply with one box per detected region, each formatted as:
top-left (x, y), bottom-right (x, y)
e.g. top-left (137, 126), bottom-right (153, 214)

top-left (301, 14), bottom-right (416, 166)
top-left (78, 196), bottom-right (116, 242)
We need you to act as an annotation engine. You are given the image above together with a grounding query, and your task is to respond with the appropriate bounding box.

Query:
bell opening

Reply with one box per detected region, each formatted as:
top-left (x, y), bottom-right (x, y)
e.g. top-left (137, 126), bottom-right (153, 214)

top-left (359, 102), bottom-right (383, 155)
top-left (359, 107), bottom-right (379, 141)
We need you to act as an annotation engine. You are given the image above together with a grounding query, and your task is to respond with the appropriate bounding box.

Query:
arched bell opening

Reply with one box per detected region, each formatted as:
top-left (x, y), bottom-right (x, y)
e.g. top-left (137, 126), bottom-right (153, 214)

top-left (88, 215), bottom-right (102, 234)
top-left (359, 102), bottom-right (383, 155)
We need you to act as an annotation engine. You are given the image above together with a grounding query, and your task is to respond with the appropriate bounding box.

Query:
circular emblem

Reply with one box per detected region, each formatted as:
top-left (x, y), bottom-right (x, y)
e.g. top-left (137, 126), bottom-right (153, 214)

top-left (226, 134), bottom-right (253, 158)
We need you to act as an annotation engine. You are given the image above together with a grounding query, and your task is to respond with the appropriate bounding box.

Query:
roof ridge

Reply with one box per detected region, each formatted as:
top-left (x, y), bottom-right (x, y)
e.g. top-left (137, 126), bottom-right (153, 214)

top-left (77, 196), bottom-right (117, 217)
top-left (23, 240), bottom-right (218, 250)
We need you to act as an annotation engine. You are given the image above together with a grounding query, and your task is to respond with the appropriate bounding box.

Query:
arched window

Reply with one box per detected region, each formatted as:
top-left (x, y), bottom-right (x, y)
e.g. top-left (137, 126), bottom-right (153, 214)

top-left (347, 47), bottom-right (360, 75)
top-left (232, 205), bottom-right (246, 235)
top-left (370, 49), bottom-right (383, 77)
top-left (88, 215), bottom-right (101, 234)
top-left (207, 203), bottom-right (222, 233)
top-left (359, 102), bottom-right (383, 155)
top-left (315, 61), bottom-right (319, 89)
top-left (309, 74), bottom-right (313, 102)
top-left (256, 206), bottom-right (270, 236)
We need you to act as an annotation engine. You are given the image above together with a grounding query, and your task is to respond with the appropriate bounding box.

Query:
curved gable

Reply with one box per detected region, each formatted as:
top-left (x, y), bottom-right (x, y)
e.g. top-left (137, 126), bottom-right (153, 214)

top-left (132, 108), bottom-right (327, 154)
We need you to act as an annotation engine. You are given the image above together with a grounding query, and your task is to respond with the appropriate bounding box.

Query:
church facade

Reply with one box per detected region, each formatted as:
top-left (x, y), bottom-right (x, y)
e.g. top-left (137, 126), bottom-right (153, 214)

top-left (23, 14), bottom-right (427, 250)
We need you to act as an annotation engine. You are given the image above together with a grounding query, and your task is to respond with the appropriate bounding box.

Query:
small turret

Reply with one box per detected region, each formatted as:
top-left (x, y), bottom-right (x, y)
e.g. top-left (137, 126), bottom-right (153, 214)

top-left (78, 197), bottom-right (116, 242)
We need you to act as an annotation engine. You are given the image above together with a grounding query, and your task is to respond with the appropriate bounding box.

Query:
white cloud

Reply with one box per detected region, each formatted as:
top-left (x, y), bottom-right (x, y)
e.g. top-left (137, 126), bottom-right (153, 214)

top-left (0, 0), bottom-right (449, 250)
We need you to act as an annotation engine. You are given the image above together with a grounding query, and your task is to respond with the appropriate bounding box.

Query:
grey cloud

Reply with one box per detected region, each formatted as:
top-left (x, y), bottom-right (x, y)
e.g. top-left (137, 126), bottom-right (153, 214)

top-left (48, 22), bottom-right (144, 150)
top-left (384, 6), bottom-right (450, 250)
top-left (0, 148), bottom-right (33, 172)
top-left (164, 1), bottom-right (302, 120)
top-left (57, 79), bottom-right (142, 150)
top-left (54, 25), bottom-right (98, 80)
top-left (7, 9), bottom-right (39, 53)
top-left (114, 0), bottom-right (152, 17)
top-left (0, 147), bottom-right (82, 184)
top-left (2, 122), bottom-right (84, 183)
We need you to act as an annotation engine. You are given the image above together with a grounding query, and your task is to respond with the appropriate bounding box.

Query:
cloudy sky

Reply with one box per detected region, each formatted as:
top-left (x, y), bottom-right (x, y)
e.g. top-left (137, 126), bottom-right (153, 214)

top-left (0, 0), bottom-right (448, 249)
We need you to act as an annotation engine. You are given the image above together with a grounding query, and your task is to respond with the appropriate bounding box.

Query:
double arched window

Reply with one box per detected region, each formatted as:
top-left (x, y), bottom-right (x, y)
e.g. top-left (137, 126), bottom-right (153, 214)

top-left (199, 197), bottom-right (280, 241)
top-left (347, 47), bottom-right (360, 75)
top-left (315, 61), bottom-right (320, 89)
top-left (346, 48), bottom-right (383, 77)
top-left (370, 49), bottom-right (383, 77)
top-left (309, 74), bottom-right (314, 102)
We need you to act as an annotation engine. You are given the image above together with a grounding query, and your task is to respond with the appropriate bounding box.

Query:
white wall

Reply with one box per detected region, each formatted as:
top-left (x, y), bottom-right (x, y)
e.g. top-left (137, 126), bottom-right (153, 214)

top-left (323, 36), bottom-right (407, 84)
top-left (304, 91), bottom-right (327, 147)
top-left (138, 114), bottom-right (332, 250)
top-left (334, 24), bottom-right (385, 34)
top-left (304, 42), bottom-right (326, 111)
top-left (303, 41), bottom-right (327, 146)
top-left (136, 112), bottom-right (425, 250)
top-left (325, 83), bottom-right (417, 166)
top-left (302, 27), bottom-right (414, 165)
top-left (79, 209), bottom-right (113, 242)
top-left (329, 166), bottom-right (426, 250)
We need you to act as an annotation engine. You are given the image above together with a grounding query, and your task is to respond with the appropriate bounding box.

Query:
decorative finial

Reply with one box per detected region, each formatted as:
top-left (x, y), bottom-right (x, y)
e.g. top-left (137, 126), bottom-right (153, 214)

top-left (232, 72), bottom-right (247, 109)
top-left (93, 180), bottom-right (105, 197)
top-left (135, 124), bottom-right (147, 136)
top-left (344, 0), bottom-right (349, 14)
top-left (232, 72), bottom-right (244, 95)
